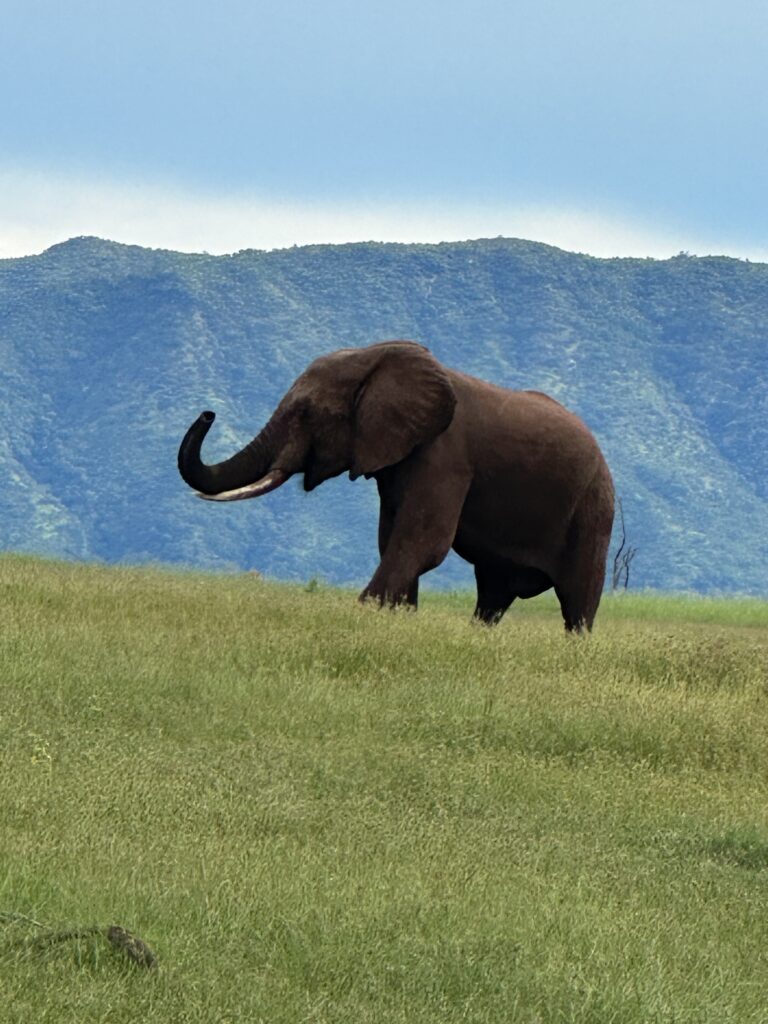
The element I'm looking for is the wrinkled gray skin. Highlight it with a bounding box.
[178,341,615,631]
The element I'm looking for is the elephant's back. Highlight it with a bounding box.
[448,372,611,568]
[449,372,604,466]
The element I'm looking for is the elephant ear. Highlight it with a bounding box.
[350,343,457,479]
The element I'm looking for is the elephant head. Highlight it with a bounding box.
[178,341,457,502]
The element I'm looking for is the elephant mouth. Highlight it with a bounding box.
[196,469,289,502]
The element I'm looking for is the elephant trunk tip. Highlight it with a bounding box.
[201,410,216,424]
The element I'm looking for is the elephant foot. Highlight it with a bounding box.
[554,582,601,634]
[472,606,507,626]
[359,577,419,609]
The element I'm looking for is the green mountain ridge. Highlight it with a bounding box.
[0,235,766,593]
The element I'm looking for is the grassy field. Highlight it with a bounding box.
[1,555,767,1023]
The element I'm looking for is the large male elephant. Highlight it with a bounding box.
[178,341,614,631]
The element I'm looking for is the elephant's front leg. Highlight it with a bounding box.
[360,470,469,608]
[374,504,419,608]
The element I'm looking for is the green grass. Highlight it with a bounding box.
[1,554,767,1023]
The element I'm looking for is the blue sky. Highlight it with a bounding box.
[2,0,767,258]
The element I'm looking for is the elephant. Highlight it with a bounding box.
[178,340,615,631]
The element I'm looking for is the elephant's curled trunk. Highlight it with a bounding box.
[177,411,287,501]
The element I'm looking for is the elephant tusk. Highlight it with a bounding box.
[196,470,288,502]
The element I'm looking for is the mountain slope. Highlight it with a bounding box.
[1,235,766,593]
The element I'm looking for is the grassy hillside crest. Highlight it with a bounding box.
[2,556,767,1022]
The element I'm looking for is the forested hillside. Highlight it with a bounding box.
[1,235,766,592]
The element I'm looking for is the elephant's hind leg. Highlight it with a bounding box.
[554,538,608,633]
[473,563,517,625]
[554,580,603,633]
[555,468,614,633]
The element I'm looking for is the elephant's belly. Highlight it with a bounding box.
[452,500,567,576]
[499,564,553,598]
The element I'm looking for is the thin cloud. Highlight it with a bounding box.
[1,168,765,263]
